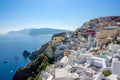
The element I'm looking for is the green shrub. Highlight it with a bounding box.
[102,70,111,77]
[41,60,49,71]
[35,77,42,80]
[116,40,120,44]
[105,40,111,46]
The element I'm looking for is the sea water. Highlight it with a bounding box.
[0,34,52,80]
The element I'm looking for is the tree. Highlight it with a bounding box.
[51,45,56,61]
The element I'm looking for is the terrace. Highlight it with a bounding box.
[87,65,102,75]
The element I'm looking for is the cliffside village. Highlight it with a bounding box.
[40,20,120,80]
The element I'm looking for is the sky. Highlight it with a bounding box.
[0,0,120,34]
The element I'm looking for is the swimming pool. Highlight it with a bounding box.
[100,55,107,58]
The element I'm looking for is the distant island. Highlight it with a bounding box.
[7,28,70,36]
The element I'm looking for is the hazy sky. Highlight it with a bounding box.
[0,0,120,33]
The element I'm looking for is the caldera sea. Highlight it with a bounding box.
[0,34,52,80]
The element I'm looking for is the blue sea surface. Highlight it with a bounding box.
[0,35,52,80]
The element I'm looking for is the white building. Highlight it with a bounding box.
[55,68,79,80]
[59,56,69,68]
[111,58,120,76]
[84,69,94,80]
[113,49,120,57]
[117,50,120,56]
[106,74,120,80]
[117,35,120,40]
[102,44,107,50]
[87,57,107,68]
[108,44,120,56]
[40,72,53,80]
[78,54,92,64]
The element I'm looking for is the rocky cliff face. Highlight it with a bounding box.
[74,16,120,36]
[13,42,49,80]
[13,67,32,80]
[81,16,120,30]
[38,42,49,54]
[52,32,66,39]
[13,32,66,80]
